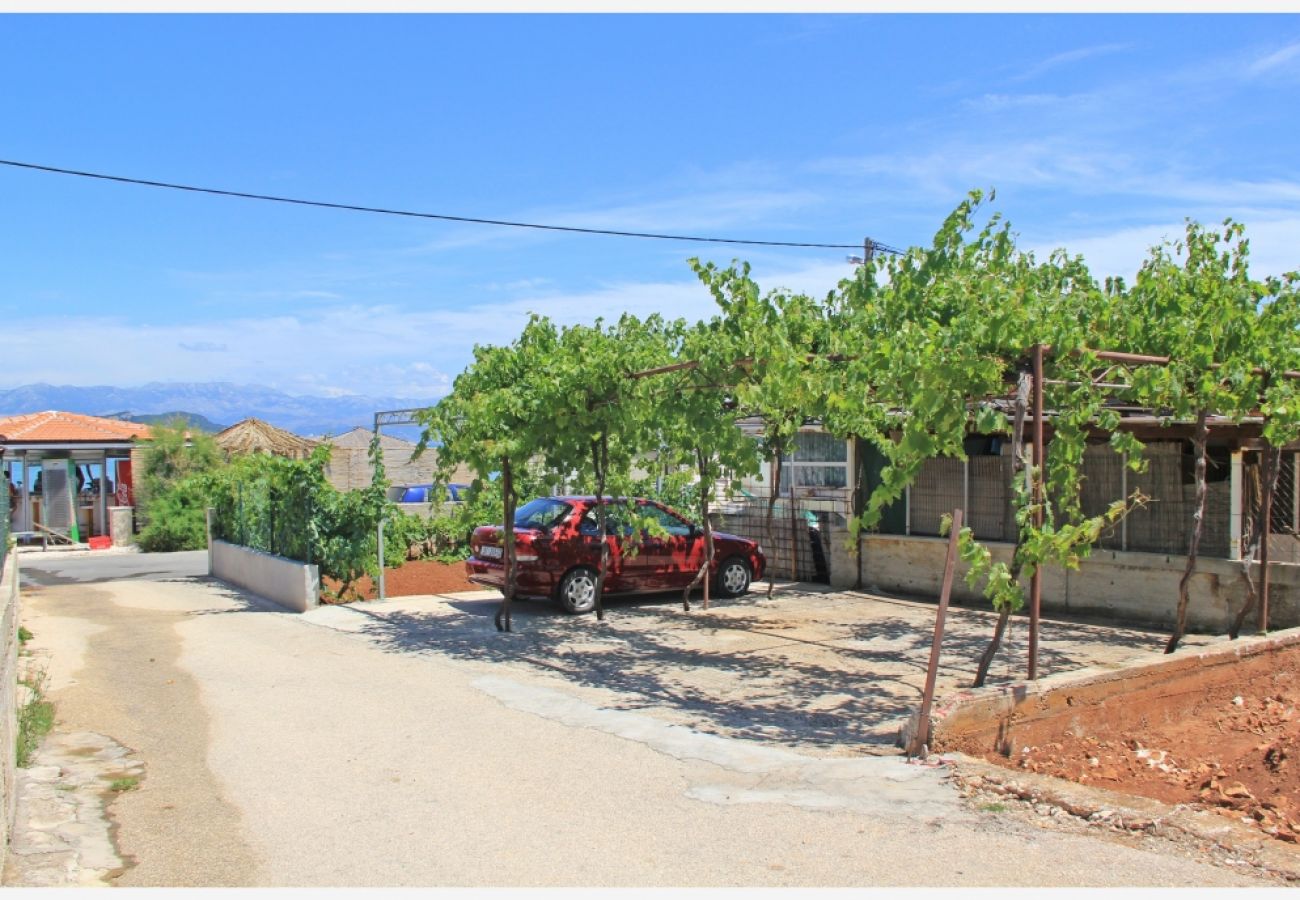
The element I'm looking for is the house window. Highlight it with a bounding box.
[778,431,849,495]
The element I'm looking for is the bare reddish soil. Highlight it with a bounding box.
[979,657,1300,844]
[321,559,480,602]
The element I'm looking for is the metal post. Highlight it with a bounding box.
[19,451,30,534]
[1293,452,1299,540]
[962,458,970,519]
[1229,450,1244,560]
[97,452,108,536]
[904,485,912,535]
[910,508,963,758]
[1029,344,1045,681]
[1261,447,1275,633]
[377,516,386,601]
[1120,452,1129,552]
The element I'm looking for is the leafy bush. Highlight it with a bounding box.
[385,509,467,566]
[136,419,221,538]
[137,475,212,551]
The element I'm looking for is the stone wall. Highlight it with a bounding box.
[0,551,20,871]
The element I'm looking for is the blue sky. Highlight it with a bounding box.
[2,13,1299,400]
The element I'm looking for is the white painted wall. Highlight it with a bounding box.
[209,540,320,614]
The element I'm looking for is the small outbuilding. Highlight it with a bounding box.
[0,410,153,544]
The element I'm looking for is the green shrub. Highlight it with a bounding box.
[16,669,53,768]
[137,476,211,552]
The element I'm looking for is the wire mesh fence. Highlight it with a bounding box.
[1240,449,1300,564]
[713,482,836,584]
[210,478,316,565]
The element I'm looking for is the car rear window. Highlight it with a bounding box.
[513,498,573,529]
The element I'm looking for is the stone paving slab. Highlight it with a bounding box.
[303,581,1216,756]
[3,731,143,887]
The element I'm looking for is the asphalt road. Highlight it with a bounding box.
[11,550,1273,887]
[19,549,207,586]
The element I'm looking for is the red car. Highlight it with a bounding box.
[466,496,766,614]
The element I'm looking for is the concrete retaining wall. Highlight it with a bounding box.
[0,552,20,872]
[827,530,1300,633]
[209,540,320,613]
[920,628,1300,756]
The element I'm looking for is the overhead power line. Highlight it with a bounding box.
[0,158,903,254]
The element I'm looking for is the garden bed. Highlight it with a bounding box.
[321,559,480,601]
[971,645,1300,845]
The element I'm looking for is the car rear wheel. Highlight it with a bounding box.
[557,567,599,614]
[716,557,751,598]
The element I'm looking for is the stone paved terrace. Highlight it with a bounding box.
[301,581,1218,756]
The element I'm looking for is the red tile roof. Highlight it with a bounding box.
[0,411,154,443]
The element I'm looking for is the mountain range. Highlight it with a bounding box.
[0,382,439,439]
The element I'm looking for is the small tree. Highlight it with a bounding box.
[649,317,762,610]
[693,259,830,597]
[136,418,222,551]
[543,314,670,620]
[1112,221,1269,652]
[420,316,560,632]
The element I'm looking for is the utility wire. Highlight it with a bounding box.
[0,158,903,253]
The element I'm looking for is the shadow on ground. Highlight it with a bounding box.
[310,585,1179,753]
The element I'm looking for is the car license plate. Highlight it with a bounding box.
[479,546,503,560]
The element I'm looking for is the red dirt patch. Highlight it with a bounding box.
[321,559,481,602]
[977,655,1300,845]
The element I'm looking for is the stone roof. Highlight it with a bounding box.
[0,411,153,444]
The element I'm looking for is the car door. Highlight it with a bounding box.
[635,501,701,591]
[576,502,632,593]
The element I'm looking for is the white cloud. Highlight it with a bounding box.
[2,257,852,398]
[1028,216,1300,281]
[1009,43,1131,84]
[1248,40,1300,76]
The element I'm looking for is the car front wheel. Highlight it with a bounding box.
[557,567,599,614]
[716,557,751,598]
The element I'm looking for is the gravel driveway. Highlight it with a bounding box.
[5,550,1258,887]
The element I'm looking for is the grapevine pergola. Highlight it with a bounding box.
[420,192,1300,684]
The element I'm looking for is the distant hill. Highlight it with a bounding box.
[103,410,228,433]
[0,382,440,438]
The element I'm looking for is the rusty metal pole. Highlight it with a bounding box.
[1029,344,1045,681]
[1261,447,1275,633]
[911,508,963,757]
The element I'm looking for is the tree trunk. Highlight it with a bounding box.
[683,448,715,611]
[1166,409,1209,654]
[973,372,1030,688]
[766,447,783,599]
[495,456,516,633]
[592,433,610,622]
[1231,447,1280,639]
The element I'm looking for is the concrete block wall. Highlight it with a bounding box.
[209,540,320,613]
[827,528,1300,634]
[0,552,20,872]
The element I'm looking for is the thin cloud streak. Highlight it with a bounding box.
[1009,43,1131,83]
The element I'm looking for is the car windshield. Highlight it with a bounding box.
[513,498,573,530]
